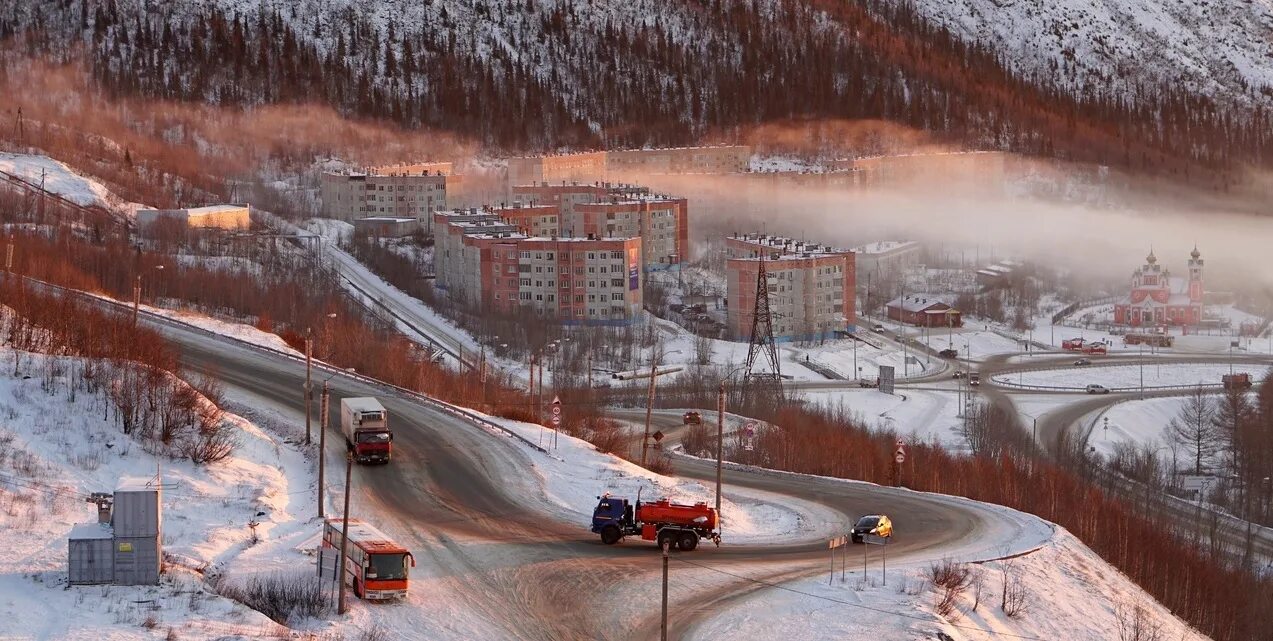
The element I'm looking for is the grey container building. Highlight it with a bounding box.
[67,523,114,585]
[110,476,163,585]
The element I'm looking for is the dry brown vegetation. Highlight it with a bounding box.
[0,54,475,209]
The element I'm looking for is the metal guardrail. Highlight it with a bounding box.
[992,377,1228,393]
[16,274,551,456]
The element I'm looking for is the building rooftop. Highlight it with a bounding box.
[731,233,850,256]
[69,522,114,541]
[186,204,248,216]
[887,294,952,313]
[850,240,920,254]
[357,216,417,223]
[116,475,159,493]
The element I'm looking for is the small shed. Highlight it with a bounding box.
[112,476,163,586]
[68,523,115,585]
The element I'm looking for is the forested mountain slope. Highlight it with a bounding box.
[3,0,1269,179]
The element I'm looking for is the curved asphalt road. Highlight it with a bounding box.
[154,314,1043,640]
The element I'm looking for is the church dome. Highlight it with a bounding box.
[1191,246,1201,259]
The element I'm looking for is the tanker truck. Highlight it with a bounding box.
[590,493,720,551]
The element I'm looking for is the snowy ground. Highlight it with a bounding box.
[993,363,1243,390]
[1091,396,1184,461]
[802,388,971,452]
[0,152,141,216]
[476,414,847,545]
[0,347,313,639]
[687,529,1208,641]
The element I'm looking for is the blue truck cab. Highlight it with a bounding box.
[591,495,634,544]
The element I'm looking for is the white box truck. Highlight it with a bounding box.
[340,397,393,464]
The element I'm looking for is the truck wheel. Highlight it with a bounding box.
[677,532,699,552]
[600,525,622,545]
[656,531,675,551]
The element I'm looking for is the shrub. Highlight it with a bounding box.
[215,572,327,624]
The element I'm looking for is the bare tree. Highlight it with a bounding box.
[1000,560,1029,618]
[1116,600,1164,641]
[1168,386,1219,475]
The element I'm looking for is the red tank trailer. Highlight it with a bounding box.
[591,495,721,551]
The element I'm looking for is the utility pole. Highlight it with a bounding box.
[318,379,329,519]
[4,236,12,274]
[337,450,353,615]
[660,538,670,641]
[641,358,657,467]
[527,353,536,419]
[305,328,313,445]
[132,273,142,327]
[716,380,725,521]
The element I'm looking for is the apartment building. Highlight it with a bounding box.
[573,196,687,271]
[511,183,686,271]
[850,240,922,289]
[507,152,608,187]
[487,204,562,237]
[433,210,644,325]
[320,164,450,221]
[725,233,856,342]
[607,146,751,175]
[506,146,751,186]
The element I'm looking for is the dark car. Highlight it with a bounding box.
[850,515,893,543]
[1074,358,1092,366]
[683,411,703,425]
[939,348,959,358]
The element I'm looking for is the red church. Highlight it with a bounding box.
[1113,248,1204,327]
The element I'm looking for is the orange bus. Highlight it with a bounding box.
[322,517,415,601]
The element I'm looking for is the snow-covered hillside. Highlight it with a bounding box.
[900,0,1273,107]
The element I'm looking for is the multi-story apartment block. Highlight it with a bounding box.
[573,196,687,271]
[320,163,450,221]
[849,240,922,289]
[432,211,644,325]
[487,204,562,237]
[725,233,856,342]
[507,152,608,187]
[506,146,751,186]
[510,183,686,271]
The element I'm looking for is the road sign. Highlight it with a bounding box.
[829,535,848,549]
[895,438,905,449]
[894,452,905,464]
[878,365,895,394]
[551,405,562,417]
[864,533,890,545]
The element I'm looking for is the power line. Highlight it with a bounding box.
[671,556,1049,641]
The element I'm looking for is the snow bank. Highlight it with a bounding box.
[687,527,1208,641]
[0,152,139,216]
[995,363,1239,390]
[0,347,313,638]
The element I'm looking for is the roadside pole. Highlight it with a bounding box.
[641,359,657,467]
[337,450,353,615]
[882,538,888,586]
[318,380,329,519]
[305,330,313,445]
[716,381,725,521]
[660,539,670,641]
